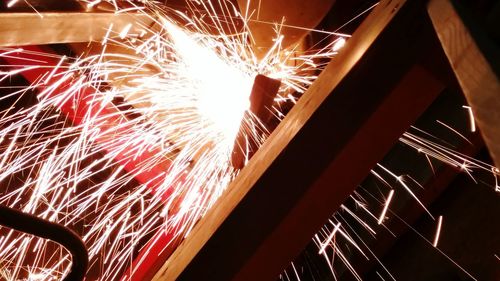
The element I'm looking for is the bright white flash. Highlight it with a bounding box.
[164,20,254,143]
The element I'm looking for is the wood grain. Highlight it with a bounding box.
[428,0,500,168]
[0,12,151,46]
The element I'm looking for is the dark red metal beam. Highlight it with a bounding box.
[1,46,183,281]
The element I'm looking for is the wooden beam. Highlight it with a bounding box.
[152,0,443,280]
[428,0,500,168]
[0,0,82,12]
[0,12,152,47]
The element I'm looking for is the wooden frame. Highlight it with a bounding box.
[153,0,446,280]
[4,0,497,280]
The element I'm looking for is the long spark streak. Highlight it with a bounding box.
[377,189,394,225]
[318,222,341,255]
[462,105,476,132]
[432,215,443,247]
[6,0,19,8]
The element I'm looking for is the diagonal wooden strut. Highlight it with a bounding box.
[153,0,445,280]
[428,0,500,169]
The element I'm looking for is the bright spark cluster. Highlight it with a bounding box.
[0,0,345,280]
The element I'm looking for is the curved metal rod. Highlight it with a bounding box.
[0,205,88,281]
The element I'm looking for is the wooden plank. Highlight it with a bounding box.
[0,0,82,12]
[428,0,500,168]
[0,12,152,47]
[152,0,443,280]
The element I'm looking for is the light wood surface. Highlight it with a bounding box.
[0,12,151,46]
[428,0,500,169]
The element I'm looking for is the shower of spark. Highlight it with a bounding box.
[0,0,347,280]
[1,1,497,281]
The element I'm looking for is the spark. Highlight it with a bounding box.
[6,0,19,8]
[401,130,491,173]
[119,23,133,39]
[436,120,472,145]
[432,215,443,247]
[462,105,476,132]
[247,19,352,38]
[376,271,387,281]
[493,167,500,192]
[377,164,434,219]
[291,262,301,281]
[332,38,346,52]
[377,189,394,225]
[318,222,341,255]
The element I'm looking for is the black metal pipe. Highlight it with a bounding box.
[0,205,88,281]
